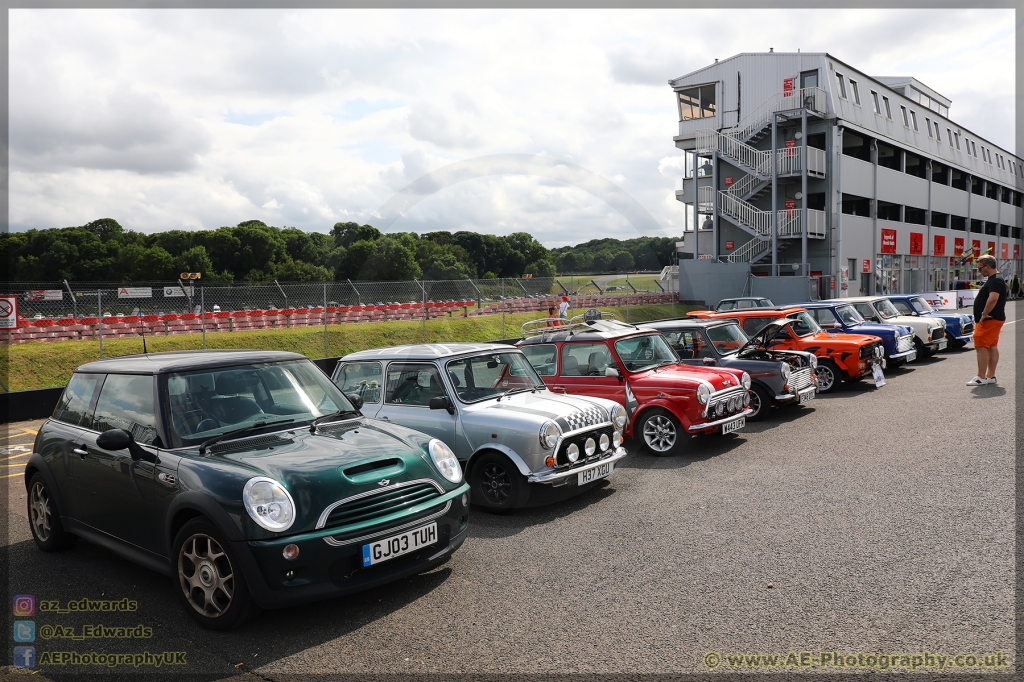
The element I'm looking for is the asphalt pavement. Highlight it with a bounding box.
[2,303,1017,678]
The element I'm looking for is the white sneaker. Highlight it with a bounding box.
[966,376,986,386]
[986,376,997,384]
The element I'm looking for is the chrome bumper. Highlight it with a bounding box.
[687,408,754,433]
[889,348,917,360]
[527,447,627,484]
[775,385,817,402]
[954,333,974,343]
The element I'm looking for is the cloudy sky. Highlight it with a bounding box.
[9,8,1015,247]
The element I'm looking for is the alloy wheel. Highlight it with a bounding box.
[817,365,836,392]
[480,463,512,505]
[30,482,52,543]
[178,534,235,618]
[643,415,677,452]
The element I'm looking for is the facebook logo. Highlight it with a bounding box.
[13,620,35,642]
[13,646,35,669]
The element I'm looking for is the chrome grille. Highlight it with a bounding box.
[317,480,443,531]
[930,327,944,341]
[704,387,747,419]
[896,335,915,353]
[789,368,814,391]
[555,426,615,467]
[962,321,974,335]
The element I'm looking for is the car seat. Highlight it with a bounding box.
[210,371,264,425]
[587,351,608,375]
[561,356,580,376]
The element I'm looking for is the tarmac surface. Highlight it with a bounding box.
[2,303,1018,679]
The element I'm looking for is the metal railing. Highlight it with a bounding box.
[726,238,769,263]
[695,129,772,176]
[776,209,827,238]
[722,86,829,142]
[724,173,766,199]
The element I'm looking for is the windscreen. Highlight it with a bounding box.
[613,334,678,372]
[874,299,901,319]
[835,305,865,326]
[706,324,748,355]
[165,360,353,448]
[910,297,935,313]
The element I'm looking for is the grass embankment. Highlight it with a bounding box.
[604,275,664,290]
[3,303,691,391]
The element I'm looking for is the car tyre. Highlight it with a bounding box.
[746,384,772,421]
[913,337,935,358]
[638,408,690,456]
[172,518,261,631]
[27,473,77,551]
[470,452,529,512]
[815,360,840,393]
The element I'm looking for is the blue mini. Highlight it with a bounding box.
[885,295,974,349]
[796,301,918,366]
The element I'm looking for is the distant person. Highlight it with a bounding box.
[545,306,559,328]
[1010,274,1021,300]
[702,216,713,232]
[966,255,1007,386]
[558,296,569,320]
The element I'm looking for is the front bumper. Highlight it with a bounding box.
[888,347,918,361]
[528,446,627,484]
[233,483,471,610]
[953,333,973,344]
[925,338,948,352]
[687,407,754,433]
[774,385,817,403]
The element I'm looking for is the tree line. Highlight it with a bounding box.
[3,218,678,283]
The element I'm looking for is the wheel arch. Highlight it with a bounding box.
[165,491,246,558]
[24,454,71,519]
[631,399,693,433]
[465,445,531,478]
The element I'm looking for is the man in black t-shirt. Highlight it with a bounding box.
[966,256,1007,386]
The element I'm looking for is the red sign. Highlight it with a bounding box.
[972,240,981,258]
[881,228,897,254]
[783,78,794,96]
[954,237,964,256]
[725,240,735,251]
[724,176,734,187]
[909,232,923,255]
[987,241,995,257]
[1001,243,1008,259]
[862,259,871,273]
[785,139,796,157]
[933,235,945,256]
[1015,244,1020,260]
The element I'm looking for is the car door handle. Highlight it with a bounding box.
[551,386,567,393]
[73,447,88,458]
[380,416,390,421]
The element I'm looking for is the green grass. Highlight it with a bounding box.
[604,275,664,290]
[2,303,691,391]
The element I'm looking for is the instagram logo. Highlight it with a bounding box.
[12,595,35,617]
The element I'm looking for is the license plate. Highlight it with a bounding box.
[721,416,745,435]
[578,462,613,486]
[872,363,886,387]
[906,350,917,362]
[362,522,437,567]
[799,391,814,404]
[936,339,947,350]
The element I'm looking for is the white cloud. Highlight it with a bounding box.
[9,8,1015,245]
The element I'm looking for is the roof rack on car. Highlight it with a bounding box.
[520,310,622,339]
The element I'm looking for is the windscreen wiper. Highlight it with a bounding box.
[198,418,295,454]
[496,386,532,401]
[309,409,361,432]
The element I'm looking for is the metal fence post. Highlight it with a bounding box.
[64,279,76,318]
[201,285,207,350]
[323,281,328,359]
[501,278,505,339]
[420,279,427,343]
[98,290,103,358]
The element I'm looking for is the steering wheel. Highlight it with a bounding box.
[587,367,602,376]
[195,418,220,433]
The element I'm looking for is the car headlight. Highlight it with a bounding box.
[740,372,751,390]
[428,439,463,483]
[539,420,560,450]
[584,438,597,457]
[611,403,628,430]
[808,354,817,369]
[697,383,711,405]
[599,433,610,451]
[242,477,296,532]
[566,443,580,462]
[780,363,791,380]
[612,431,622,448]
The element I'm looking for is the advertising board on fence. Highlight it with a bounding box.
[118,287,153,299]
[26,290,63,302]
[163,287,186,297]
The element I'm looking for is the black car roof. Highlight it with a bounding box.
[74,350,308,375]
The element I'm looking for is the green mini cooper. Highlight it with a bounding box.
[26,350,470,630]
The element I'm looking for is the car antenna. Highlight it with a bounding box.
[139,318,148,353]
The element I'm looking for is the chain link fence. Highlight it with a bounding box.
[1,277,679,361]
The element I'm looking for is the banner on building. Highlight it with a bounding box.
[954,237,964,256]
[862,259,870,273]
[972,240,981,259]
[909,232,923,255]
[933,235,945,256]
[1015,244,1020,260]
[880,229,897,254]
[1001,243,1008,259]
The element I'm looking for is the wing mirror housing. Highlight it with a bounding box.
[604,366,624,381]
[429,395,456,415]
[96,429,159,464]
[345,392,364,410]
[702,357,716,366]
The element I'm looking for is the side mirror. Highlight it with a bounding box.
[604,366,624,381]
[429,395,455,415]
[345,392,364,410]
[96,429,159,464]
[702,357,716,366]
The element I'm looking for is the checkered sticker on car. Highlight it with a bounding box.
[561,405,608,432]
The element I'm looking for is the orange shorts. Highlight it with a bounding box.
[974,319,1004,348]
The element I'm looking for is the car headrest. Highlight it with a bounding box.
[215,371,260,395]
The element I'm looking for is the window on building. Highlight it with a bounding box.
[871,91,881,114]
[953,132,960,150]
[836,73,847,99]
[882,96,892,119]
[849,80,860,104]
[938,104,948,117]
[677,84,717,121]
[947,129,953,146]
[933,121,940,138]
[909,110,918,131]
[925,117,932,137]
[900,106,909,127]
